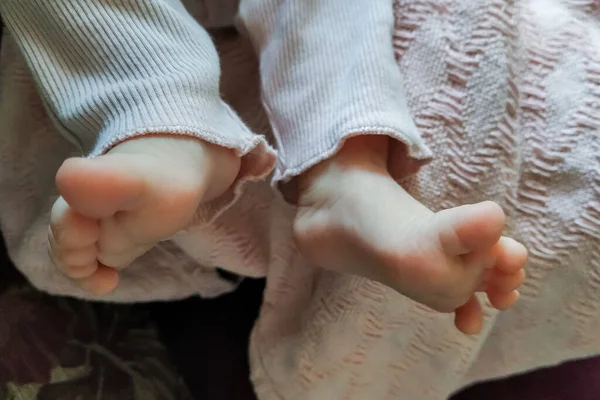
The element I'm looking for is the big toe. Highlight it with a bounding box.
[56,155,146,219]
[436,201,506,256]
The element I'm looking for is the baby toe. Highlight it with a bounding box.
[487,289,520,310]
[97,243,152,269]
[437,201,505,256]
[487,269,525,293]
[59,245,97,267]
[454,295,484,335]
[77,265,119,295]
[63,262,98,280]
[50,197,100,249]
[57,246,98,279]
[493,237,528,274]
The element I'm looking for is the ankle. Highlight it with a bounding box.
[201,141,242,201]
[295,135,390,202]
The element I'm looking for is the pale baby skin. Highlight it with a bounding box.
[49,135,526,334]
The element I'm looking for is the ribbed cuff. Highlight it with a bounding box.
[272,124,433,186]
[237,0,433,186]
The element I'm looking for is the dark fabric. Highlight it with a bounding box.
[0,233,598,400]
[454,358,600,400]
[150,280,262,400]
[0,237,193,400]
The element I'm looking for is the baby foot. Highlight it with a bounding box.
[48,136,241,295]
[294,136,527,334]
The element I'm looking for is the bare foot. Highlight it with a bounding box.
[294,136,527,334]
[48,136,241,295]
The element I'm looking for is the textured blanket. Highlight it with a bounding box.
[0,1,599,399]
